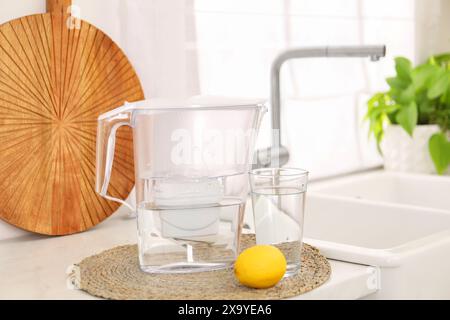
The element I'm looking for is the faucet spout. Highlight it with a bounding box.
[258,45,386,168]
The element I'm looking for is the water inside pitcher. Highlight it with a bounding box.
[96,97,266,273]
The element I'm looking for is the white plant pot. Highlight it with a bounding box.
[381,124,448,175]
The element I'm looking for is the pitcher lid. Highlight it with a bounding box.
[129,96,266,109]
[99,96,266,120]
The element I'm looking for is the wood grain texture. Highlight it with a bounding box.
[47,0,72,14]
[0,9,144,235]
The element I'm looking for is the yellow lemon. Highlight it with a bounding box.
[234,245,287,289]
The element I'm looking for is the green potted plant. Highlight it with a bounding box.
[366,53,450,175]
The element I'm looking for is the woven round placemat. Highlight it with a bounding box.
[71,234,331,300]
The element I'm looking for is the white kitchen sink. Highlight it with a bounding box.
[310,171,450,212]
[304,193,450,262]
[303,171,450,299]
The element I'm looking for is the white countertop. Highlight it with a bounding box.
[0,207,378,300]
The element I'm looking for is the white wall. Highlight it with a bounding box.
[0,0,449,239]
[191,0,447,178]
[415,0,450,63]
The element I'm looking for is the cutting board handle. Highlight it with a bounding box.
[47,0,72,14]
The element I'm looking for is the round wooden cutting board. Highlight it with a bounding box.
[0,0,143,235]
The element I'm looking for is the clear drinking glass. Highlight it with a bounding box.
[249,168,308,276]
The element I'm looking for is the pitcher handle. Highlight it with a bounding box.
[96,103,135,211]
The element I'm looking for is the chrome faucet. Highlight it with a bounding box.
[255,45,386,168]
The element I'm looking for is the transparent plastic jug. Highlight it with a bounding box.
[96,97,266,273]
